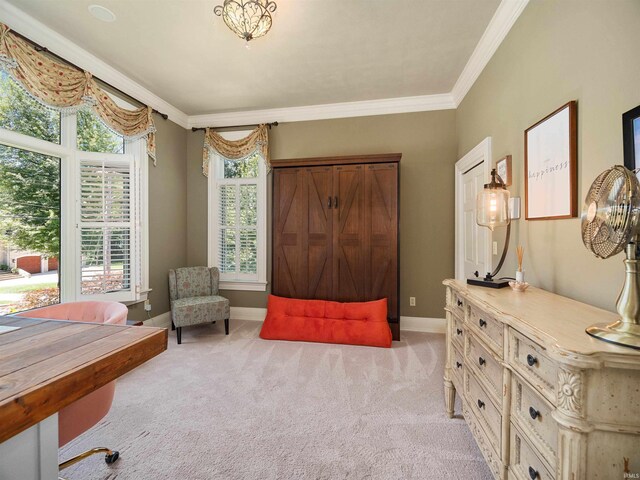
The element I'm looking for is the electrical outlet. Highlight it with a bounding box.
[492,241,498,255]
[144,299,151,312]
[409,297,416,307]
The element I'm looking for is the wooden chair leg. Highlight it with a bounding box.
[224,318,229,335]
[177,327,182,344]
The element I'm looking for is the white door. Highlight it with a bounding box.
[455,137,491,281]
[462,162,487,279]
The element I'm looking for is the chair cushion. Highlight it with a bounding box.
[259,295,392,348]
[175,266,211,299]
[171,295,230,327]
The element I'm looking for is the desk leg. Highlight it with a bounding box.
[0,414,58,480]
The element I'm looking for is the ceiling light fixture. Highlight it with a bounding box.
[88,4,116,22]
[214,0,277,44]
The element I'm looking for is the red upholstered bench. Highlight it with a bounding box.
[259,295,392,348]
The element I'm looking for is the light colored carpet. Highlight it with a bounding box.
[60,320,492,480]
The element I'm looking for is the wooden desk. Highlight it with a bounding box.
[0,316,167,479]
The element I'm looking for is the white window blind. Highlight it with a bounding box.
[78,151,137,301]
[218,183,258,277]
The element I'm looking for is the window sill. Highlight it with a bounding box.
[219,281,267,292]
[122,288,152,306]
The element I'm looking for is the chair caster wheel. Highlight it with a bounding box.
[105,451,119,464]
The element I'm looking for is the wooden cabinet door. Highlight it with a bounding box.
[306,167,333,299]
[273,168,306,298]
[332,165,366,302]
[364,163,399,321]
[273,167,333,299]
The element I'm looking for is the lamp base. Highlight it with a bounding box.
[586,321,640,350]
[467,278,510,289]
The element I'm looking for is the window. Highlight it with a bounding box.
[0,145,61,313]
[0,72,61,144]
[0,75,147,314]
[77,109,125,154]
[208,134,267,291]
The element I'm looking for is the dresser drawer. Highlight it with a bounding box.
[449,288,465,317]
[464,370,502,452]
[465,333,503,405]
[509,425,556,480]
[511,374,558,470]
[451,344,465,387]
[468,304,504,358]
[462,401,504,480]
[508,329,557,404]
[452,313,465,350]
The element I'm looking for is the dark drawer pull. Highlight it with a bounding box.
[526,354,538,366]
[478,357,486,366]
[477,399,485,409]
[479,318,487,328]
[456,328,463,335]
[456,361,462,369]
[334,196,338,208]
[528,466,538,479]
[457,299,463,307]
[529,406,540,420]
[327,196,332,208]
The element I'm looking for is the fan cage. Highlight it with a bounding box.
[581,166,640,259]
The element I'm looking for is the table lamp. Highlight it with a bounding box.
[467,168,511,288]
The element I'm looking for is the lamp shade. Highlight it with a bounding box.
[476,169,510,231]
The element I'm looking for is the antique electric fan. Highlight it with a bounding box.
[582,165,640,349]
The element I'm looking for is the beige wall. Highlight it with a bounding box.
[456,0,640,311]
[128,116,188,321]
[186,111,458,318]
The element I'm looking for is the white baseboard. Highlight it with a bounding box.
[144,311,171,328]
[231,306,267,322]
[400,316,446,334]
[226,307,445,334]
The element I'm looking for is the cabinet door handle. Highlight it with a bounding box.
[477,399,485,409]
[529,406,540,420]
[456,328,462,335]
[456,362,462,369]
[334,196,338,208]
[457,299,463,307]
[479,318,487,328]
[327,196,332,208]
[526,354,538,367]
[478,357,486,366]
[528,466,538,479]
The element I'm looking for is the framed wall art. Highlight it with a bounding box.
[623,104,640,171]
[496,155,512,186]
[524,101,577,220]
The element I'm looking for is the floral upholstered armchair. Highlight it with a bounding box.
[168,266,230,344]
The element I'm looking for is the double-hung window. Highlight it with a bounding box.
[0,72,147,313]
[208,132,267,291]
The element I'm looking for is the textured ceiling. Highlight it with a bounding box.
[7,0,501,115]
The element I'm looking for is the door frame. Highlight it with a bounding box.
[455,137,492,281]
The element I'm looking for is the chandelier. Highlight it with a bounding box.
[214,0,278,43]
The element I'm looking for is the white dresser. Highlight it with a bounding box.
[443,279,640,480]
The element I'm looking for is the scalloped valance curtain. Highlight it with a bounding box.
[202,124,270,177]
[0,23,157,162]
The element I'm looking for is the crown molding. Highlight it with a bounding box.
[188,93,456,128]
[0,0,190,128]
[451,0,529,106]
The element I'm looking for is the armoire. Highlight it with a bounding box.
[272,153,401,340]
